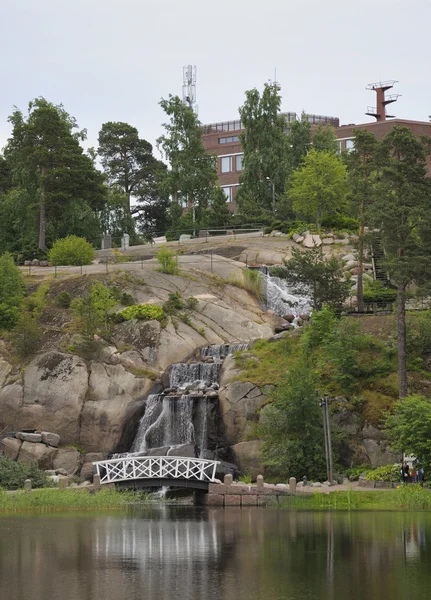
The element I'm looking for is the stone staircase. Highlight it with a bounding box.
[371,234,390,284]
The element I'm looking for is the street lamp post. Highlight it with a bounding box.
[320,396,334,484]
[266,177,276,215]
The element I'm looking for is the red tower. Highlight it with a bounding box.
[365,81,401,122]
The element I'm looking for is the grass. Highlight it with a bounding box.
[0,488,147,513]
[234,337,299,388]
[125,366,159,380]
[227,268,263,299]
[282,485,431,511]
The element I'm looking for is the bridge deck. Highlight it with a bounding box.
[93,455,220,488]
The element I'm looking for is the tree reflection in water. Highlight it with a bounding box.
[0,508,430,600]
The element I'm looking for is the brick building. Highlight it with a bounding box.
[201,82,431,212]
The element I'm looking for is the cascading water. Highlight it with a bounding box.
[259,266,311,317]
[200,343,250,360]
[129,344,244,460]
[169,362,221,389]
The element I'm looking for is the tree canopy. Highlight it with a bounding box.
[157,95,217,226]
[289,149,347,226]
[369,127,431,397]
[385,395,431,472]
[4,98,106,250]
[237,83,289,215]
[271,247,349,312]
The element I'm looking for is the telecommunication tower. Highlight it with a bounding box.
[182,65,197,113]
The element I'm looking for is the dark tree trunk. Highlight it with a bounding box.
[38,167,47,250]
[397,282,408,399]
[356,199,365,313]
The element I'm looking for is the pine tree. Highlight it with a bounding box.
[5,98,106,250]
[346,130,379,312]
[208,187,231,227]
[370,127,431,398]
[98,121,163,218]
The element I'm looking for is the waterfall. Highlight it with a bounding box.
[131,394,163,452]
[169,362,221,389]
[128,342,251,461]
[132,395,195,453]
[260,267,311,317]
[200,343,250,359]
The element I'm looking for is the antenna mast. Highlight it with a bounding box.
[182,65,197,114]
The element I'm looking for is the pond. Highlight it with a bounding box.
[1,507,431,600]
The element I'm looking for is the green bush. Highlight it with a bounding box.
[407,311,431,358]
[54,291,72,308]
[320,214,359,231]
[0,457,50,490]
[0,303,20,330]
[0,252,26,330]
[120,292,135,306]
[71,282,116,343]
[156,246,179,275]
[365,464,400,482]
[12,312,42,357]
[48,236,95,266]
[163,291,185,315]
[363,280,397,303]
[117,303,165,322]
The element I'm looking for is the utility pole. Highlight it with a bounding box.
[320,396,333,484]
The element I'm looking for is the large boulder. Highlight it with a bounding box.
[112,319,161,364]
[53,447,81,476]
[231,440,264,481]
[303,234,322,248]
[79,462,96,481]
[167,444,196,457]
[1,438,22,460]
[16,432,42,443]
[18,441,57,470]
[362,439,400,468]
[41,432,60,447]
[218,356,268,445]
[1,352,88,445]
[0,358,12,388]
[79,362,153,452]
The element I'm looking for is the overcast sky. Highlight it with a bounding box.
[1,0,430,158]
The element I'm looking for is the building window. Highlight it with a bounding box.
[218,136,240,144]
[221,156,232,173]
[221,186,233,203]
[236,154,243,172]
[345,138,355,151]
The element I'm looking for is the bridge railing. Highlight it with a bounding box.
[93,455,220,485]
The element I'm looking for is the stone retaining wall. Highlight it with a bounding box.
[197,477,295,507]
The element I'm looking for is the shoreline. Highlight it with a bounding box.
[1,486,431,515]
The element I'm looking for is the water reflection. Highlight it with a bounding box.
[0,508,431,600]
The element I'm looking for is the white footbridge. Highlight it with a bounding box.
[93,455,220,490]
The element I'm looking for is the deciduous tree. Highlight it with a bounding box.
[289,149,347,226]
[385,395,431,471]
[157,95,217,224]
[237,83,289,215]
